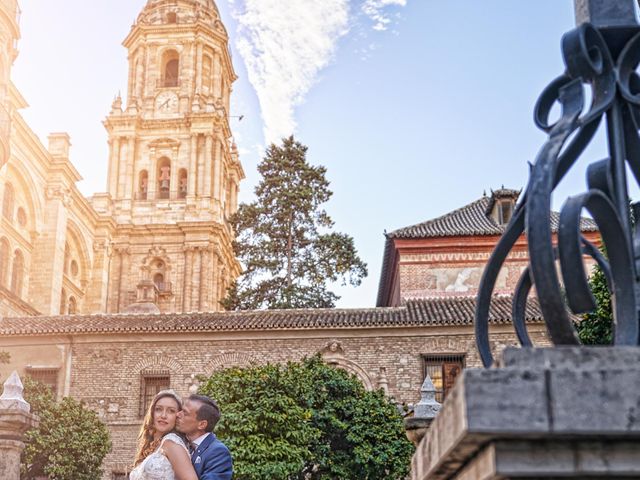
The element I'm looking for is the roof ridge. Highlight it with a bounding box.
[388,196,490,238]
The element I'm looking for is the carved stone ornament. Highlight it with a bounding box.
[45,185,72,206]
[0,371,30,412]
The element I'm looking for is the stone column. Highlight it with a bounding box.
[196,42,203,94]
[108,137,121,197]
[148,147,157,200]
[188,134,198,200]
[213,140,222,209]
[124,136,136,200]
[117,137,129,199]
[169,145,179,200]
[190,247,203,311]
[182,247,194,312]
[204,134,213,198]
[210,249,219,310]
[213,51,222,99]
[0,372,39,480]
[28,186,69,315]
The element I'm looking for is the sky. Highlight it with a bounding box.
[10,0,625,308]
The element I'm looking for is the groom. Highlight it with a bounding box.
[177,394,233,480]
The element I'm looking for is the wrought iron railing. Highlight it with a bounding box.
[475,1,640,367]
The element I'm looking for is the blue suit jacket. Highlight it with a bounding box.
[191,433,233,480]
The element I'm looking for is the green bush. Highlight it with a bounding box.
[21,377,112,480]
[199,356,413,479]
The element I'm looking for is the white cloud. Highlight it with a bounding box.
[361,0,407,31]
[228,0,408,144]
[230,0,350,143]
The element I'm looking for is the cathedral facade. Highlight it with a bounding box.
[0,0,242,319]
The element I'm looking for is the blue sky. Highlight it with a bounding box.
[11,1,620,307]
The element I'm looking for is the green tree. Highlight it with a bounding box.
[199,356,413,480]
[223,136,367,310]
[576,258,612,345]
[21,377,112,480]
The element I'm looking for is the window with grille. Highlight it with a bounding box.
[140,373,170,417]
[26,367,59,396]
[422,354,465,403]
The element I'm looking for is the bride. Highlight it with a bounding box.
[130,390,198,480]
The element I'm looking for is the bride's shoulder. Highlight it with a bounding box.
[160,433,187,450]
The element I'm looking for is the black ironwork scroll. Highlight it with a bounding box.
[475,11,640,367]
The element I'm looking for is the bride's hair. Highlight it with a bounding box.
[134,389,183,466]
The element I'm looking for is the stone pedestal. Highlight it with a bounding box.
[411,347,640,479]
[0,372,39,480]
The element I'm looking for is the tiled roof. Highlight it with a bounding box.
[0,296,543,336]
[376,188,600,306]
[388,190,598,239]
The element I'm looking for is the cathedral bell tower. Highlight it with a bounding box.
[96,0,244,314]
[0,0,20,170]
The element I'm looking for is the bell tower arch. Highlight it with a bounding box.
[97,0,244,314]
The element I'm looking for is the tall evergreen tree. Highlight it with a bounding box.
[223,136,367,310]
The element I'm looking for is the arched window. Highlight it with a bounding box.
[2,183,15,221]
[153,272,164,291]
[10,249,24,297]
[68,296,77,315]
[0,237,9,287]
[157,158,171,199]
[60,288,67,314]
[16,207,27,227]
[139,170,149,200]
[162,50,179,87]
[178,169,188,199]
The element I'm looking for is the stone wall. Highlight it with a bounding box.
[0,324,550,478]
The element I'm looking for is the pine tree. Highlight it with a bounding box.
[223,136,367,310]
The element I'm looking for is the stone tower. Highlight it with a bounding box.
[94,0,244,313]
[0,0,20,170]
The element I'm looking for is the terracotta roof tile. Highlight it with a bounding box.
[0,296,543,336]
[388,190,598,239]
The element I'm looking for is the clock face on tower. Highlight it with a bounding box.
[155,92,179,114]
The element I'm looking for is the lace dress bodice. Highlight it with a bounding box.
[130,433,188,480]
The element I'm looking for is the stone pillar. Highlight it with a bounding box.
[124,136,136,200]
[182,247,194,312]
[108,137,121,197]
[0,372,39,480]
[204,134,213,198]
[213,140,222,210]
[188,134,198,200]
[404,374,441,447]
[148,147,157,200]
[196,42,203,94]
[28,186,69,315]
[411,347,640,480]
[169,145,179,200]
[213,52,222,99]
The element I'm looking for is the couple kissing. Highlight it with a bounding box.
[130,390,232,480]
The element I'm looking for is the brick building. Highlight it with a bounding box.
[0,297,550,477]
[377,188,600,306]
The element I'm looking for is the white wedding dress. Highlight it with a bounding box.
[130,433,188,480]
